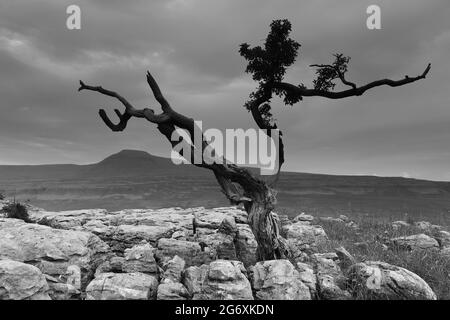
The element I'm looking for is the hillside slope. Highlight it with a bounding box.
[1,149,449,218]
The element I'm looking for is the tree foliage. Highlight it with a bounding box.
[239,19,303,123]
[312,53,352,91]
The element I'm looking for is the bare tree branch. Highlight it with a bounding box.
[274,63,431,99]
[79,80,134,110]
[78,80,170,131]
[79,73,268,203]
[146,71,172,113]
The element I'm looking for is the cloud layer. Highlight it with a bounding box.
[0,0,449,180]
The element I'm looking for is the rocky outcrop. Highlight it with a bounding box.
[0,218,110,288]
[86,272,158,300]
[347,261,437,300]
[1,205,443,301]
[0,259,50,300]
[31,207,257,269]
[250,260,311,300]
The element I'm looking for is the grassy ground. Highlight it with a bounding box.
[308,214,450,299]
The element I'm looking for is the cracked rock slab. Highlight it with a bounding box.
[86,272,158,300]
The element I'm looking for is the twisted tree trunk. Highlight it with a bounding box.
[245,191,289,260]
[79,72,289,261]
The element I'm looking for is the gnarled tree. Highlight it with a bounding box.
[79,19,430,261]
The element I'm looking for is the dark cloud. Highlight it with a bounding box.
[0,0,449,181]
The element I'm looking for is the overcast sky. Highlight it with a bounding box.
[0,0,449,181]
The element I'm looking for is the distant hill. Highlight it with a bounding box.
[0,150,206,180]
[1,149,449,219]
[82,149,207,178]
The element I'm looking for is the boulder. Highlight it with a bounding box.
[66,265,81,291]
[250,260,311,300]
[0,259,50,300]
[45,274,80,300]
[283,221,328,256]
[414,221,442,233]
[347,261,437,300]
[218,216,238,236]
[94,256,125,276]
[0,218,110,288]
[390,234,440,251]
[434,230,450,248]
[292,213,314,223]
[184,260,253,300]
[312,253,351,300]
[122,242,158,276]
[86,272,158,300]
[183,265,210,297]
[157,282,189,300]
[161,255,185,283]
[197,232,237,261]
[392,220,410,230]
